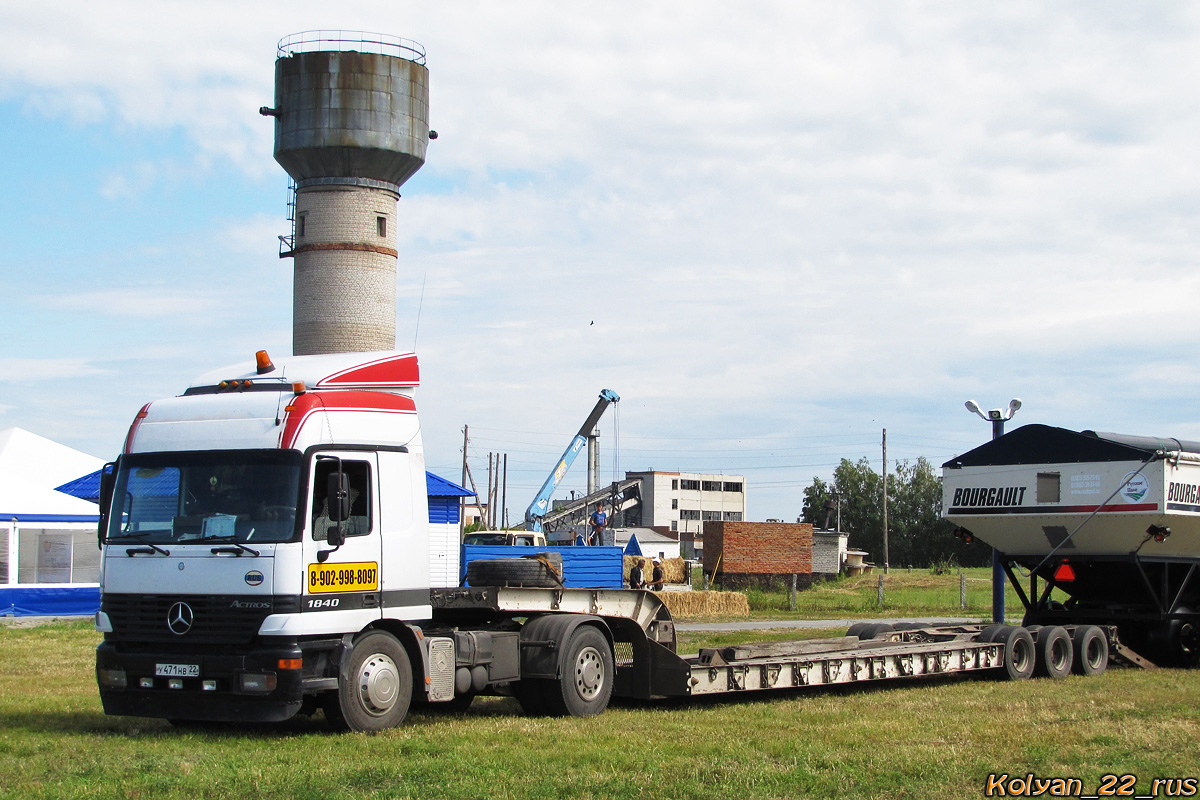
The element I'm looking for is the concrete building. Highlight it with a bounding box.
[623,470,747,534]
[812,529,850,579]
[620,471,746,558]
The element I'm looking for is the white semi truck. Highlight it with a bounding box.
[96,351,1120,732]
[943,423,1200,667]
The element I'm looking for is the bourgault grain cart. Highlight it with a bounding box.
[943,424,1200,667]
[96,352,1112,733]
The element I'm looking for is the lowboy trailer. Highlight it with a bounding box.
[95,352,1122,734]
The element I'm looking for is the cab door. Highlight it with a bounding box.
[303,452,383,625]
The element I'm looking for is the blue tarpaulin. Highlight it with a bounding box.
[461,545,624,589]
[0,586,100,617]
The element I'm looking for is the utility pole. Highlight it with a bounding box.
[502,454,508,530]
[460,426,469,538]
[882,428,889,574]
[487,453,495,529]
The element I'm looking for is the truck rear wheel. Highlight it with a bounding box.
[1072,625,1109,676]
[543,625,613,717]
[324,630,412,733]
[1032,626,1073,679]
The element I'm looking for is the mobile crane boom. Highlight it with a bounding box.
[524,389,619,531]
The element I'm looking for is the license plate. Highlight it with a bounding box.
[155,663,200,677]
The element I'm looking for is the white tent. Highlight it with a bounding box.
[0,427,104,519]
[0,428,105,615]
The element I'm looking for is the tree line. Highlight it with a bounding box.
[800,456,989,569]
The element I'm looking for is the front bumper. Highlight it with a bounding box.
[96,640,307,723]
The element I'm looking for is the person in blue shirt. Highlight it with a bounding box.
[588,503,608,546]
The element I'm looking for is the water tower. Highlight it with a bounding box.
[263,31,431,355]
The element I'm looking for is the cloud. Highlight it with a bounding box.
[0,358,108,382]
[6,1,1200,517]
[34,288,226,318]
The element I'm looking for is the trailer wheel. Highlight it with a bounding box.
[978,624,1007,643]
[1146,607,1200,667]
[466,558,560,588]
[1033,626,1073,679]
[543,625,613,718]
[324,630,412,733]
[994,626,1035,681]
[1072,625,1109,676]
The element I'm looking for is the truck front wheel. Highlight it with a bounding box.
[324,631,413,732]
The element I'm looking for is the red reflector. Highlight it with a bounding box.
[277,658,303,670]
[1054,562,1076,582]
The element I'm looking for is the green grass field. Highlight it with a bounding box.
[730,567,1031,620]
[2,619,1197,799]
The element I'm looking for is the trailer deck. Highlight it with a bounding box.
[429,587,1111,702]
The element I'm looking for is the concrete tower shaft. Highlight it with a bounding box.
[270,32,430,356]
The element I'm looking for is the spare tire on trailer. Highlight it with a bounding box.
[891,622,928,631]
[466,555,563,588]
[1072,625,1109,676]
[846,623,872,639]
[847,623,893,640]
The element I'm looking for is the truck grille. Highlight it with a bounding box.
[102,594,288,645]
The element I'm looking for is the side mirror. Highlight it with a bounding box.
[327,472,350,522]
[97,462,116,546]
[326,526,344,547]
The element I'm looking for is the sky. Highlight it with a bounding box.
[4,1,1200,523]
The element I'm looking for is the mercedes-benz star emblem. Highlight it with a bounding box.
[167,602,194,635]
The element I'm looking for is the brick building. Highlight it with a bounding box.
[702,521,813,590]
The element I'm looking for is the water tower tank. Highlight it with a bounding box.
[268,31,430,355]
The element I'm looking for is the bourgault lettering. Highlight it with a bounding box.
[952,486,1026,507]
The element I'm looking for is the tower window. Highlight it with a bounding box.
[297,216,306,237]
[377,216,387,237]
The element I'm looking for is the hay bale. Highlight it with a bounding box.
[653,590,749,619]
[623,555,688,585]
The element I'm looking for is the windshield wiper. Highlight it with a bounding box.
[109,531,170,556]
[205,537,261,557]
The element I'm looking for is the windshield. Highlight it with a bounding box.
[463,533,509,545]
[105,450,304,545]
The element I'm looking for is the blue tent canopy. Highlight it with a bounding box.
[57,466,473,503]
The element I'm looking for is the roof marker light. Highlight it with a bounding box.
[256,350,276,375]
[292,381,307,395]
